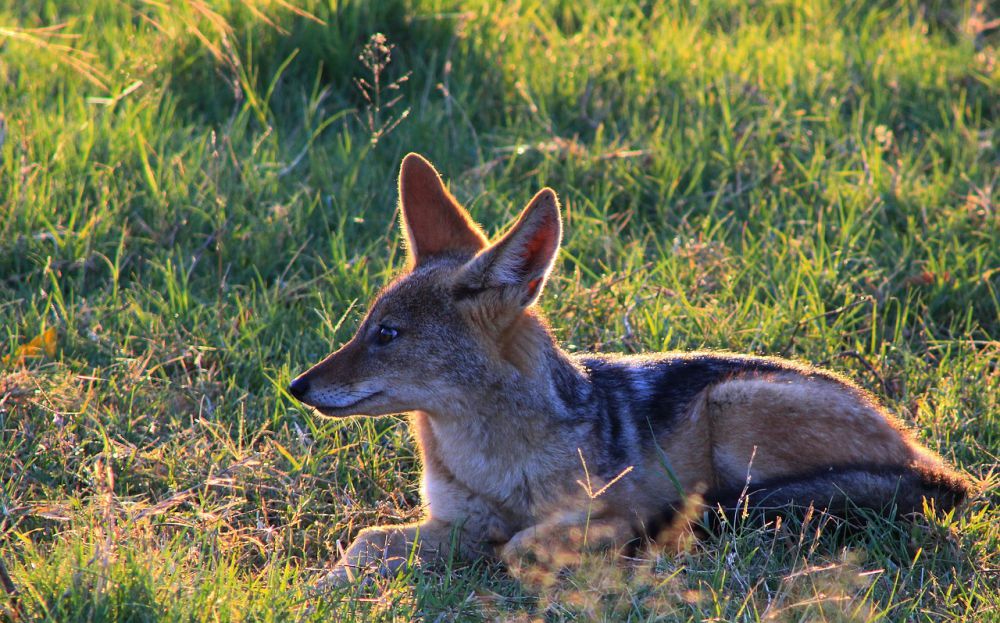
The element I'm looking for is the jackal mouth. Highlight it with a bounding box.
[311,391,383,416]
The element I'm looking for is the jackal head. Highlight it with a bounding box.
[289,153,561,417]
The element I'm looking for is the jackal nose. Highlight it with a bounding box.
[289,376,310,401]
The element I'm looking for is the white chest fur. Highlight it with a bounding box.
[412,411,574,523]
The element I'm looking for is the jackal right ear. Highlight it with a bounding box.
[455,188,562,308]
[399,153,488,267]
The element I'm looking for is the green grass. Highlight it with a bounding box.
[1,0,997,620]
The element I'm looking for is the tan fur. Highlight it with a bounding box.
[290,154,973,587]
[707,373,915,483]
[651,393,716,497]
[497,311,552,373]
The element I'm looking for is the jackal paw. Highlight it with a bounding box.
[313,555,411,592]
[313,564,361,591]
[501,523,590,568]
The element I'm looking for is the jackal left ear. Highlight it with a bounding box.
[399,153,488,267]
[455,188,561,308]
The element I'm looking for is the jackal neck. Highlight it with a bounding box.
[432,312,589,426]
[496,310,558,375]
[415,331,589,515]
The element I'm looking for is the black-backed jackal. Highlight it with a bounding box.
[290,154,972,585]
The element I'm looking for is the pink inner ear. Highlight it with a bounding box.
[526,277,542,299]
[518,213,557,268]
[521,229,547,259]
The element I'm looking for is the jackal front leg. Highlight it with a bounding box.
[317,518,461,588]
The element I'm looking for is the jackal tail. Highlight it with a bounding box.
[707,460,973,519]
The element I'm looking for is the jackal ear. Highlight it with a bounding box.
[399,153,488,266]
[455,188,561,308]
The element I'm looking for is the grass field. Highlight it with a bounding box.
[1,0,998,620]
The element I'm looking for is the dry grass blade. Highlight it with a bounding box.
[272,0,326,25]
[0,556,24,619]
[182,0,237,67]
[0,25,109,90]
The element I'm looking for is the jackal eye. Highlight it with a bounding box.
[375,325,398,345]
